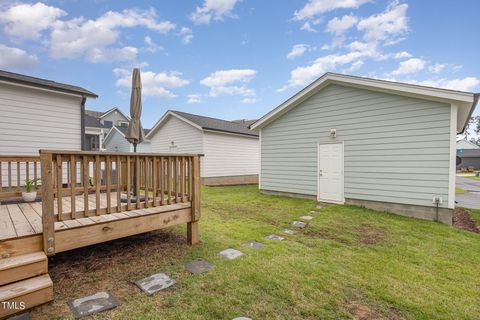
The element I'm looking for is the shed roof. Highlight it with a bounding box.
[0,69,97,98]
[147,110,258,138]
[251,72,478,133]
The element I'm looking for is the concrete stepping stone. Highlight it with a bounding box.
[184,259,215,274]
[282,228,298,235]
[310,210,321,214]
[291,221,307,228]
[218,248,244,260]
[300,215,313,220]
[135,273,175,295]
[68,291,119,319]
[7,312,30,320]
[233,317,252,320]
[265,234,284,241]
[243,240,264,249]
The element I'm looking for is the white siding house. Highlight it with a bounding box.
[251,73,479,224]
[0,70,97,155]
[103,126,151,152]
[147,111,259,185]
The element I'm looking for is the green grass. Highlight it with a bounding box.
[466,208,480,225]
[43,186,480,320]
[456,186,469,194]
[465,175,480,180]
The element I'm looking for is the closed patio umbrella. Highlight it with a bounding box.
[126,68,145,149]
[125,68,145,199]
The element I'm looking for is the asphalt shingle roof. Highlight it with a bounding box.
[171,110,258,137]
[0,69,97,98]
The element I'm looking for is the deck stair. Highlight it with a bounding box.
[0,252,53,319]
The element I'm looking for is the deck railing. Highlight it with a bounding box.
[40,150,201,256]
[0,156,41,199]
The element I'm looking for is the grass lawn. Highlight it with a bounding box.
[35,185,480,320]
[465,175,480,180]
[456,186,469,194]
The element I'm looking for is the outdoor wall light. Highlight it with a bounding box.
[330,128,337,138]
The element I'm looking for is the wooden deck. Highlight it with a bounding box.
[0,151,202,318]
[0,192,190,241]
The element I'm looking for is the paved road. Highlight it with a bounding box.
[456,176,480,209]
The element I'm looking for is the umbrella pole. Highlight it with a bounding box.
[133,142,137,197]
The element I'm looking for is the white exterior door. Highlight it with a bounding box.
[318,143,344,203]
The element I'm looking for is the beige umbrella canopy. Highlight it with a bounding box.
[126,68,145,150]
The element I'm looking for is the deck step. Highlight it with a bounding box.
[0,252,47,286]
[0,274,53,319]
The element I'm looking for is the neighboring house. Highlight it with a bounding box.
[104,126,151,152]
[456,149,480,170]
[84,107,130,151]
[251,72,479,224]
[146,110,259,185]
[456,139,479,149]
[0,69,97,155]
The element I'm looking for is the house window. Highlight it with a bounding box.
[104,120,113,128]
[85,134,100,151]
[118,121,129,127]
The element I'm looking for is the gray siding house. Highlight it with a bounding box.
[251,73,479,224]
[103,126,151,152]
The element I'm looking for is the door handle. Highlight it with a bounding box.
[319,170,323,176]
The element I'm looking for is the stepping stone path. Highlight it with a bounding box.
[291,221,307,228]
[184,259,215,274]
[218,248,244,260]
[310,210,321,214]
[265,234,284,241]
[243,240,265,249]
[68,291,119,319]
[299,215,313,220]
[135,273,175,295]
[282,228,298,235]
[233,318,252,320]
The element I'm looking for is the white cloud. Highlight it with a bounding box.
[190,0,240,24]
[407,77,480,92]
[187,94,203,103]
[278,51,367,91]
[294,0,371,21]
[345,60,364,72]
[49,8,175,60]
[392,58,426,75]
[394,51,412,59]
[86,46,138,63]
[357,1,409,44]
[429,63,446,74]
[326,14,358,35]
[114,69,189,98]
[0,2,66,41]
[179,27,193,44]
[200,69,256,97]
[287,44,309,59]
[0,44,37,69]
[242,97,257,104]
[144,36,163,53]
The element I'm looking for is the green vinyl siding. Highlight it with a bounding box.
[261,84,451,208]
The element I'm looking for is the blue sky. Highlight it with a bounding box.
[0,0,479,129]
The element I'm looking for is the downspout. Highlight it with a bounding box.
[80,96,86,151]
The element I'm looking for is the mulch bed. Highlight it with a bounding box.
[453,208,480,233]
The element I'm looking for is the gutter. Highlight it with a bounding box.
[80,96,87,150]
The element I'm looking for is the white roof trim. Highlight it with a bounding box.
[100,107,130,121]
[103,126,125,144]
[251,72,476,133]
[145,111,203,139]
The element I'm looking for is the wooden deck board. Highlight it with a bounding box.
[0,205,16,240]
[6,204,35,237]
[0,192,191,242]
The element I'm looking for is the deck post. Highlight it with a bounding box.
[187,155,201,245]
[40,150,55,256]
